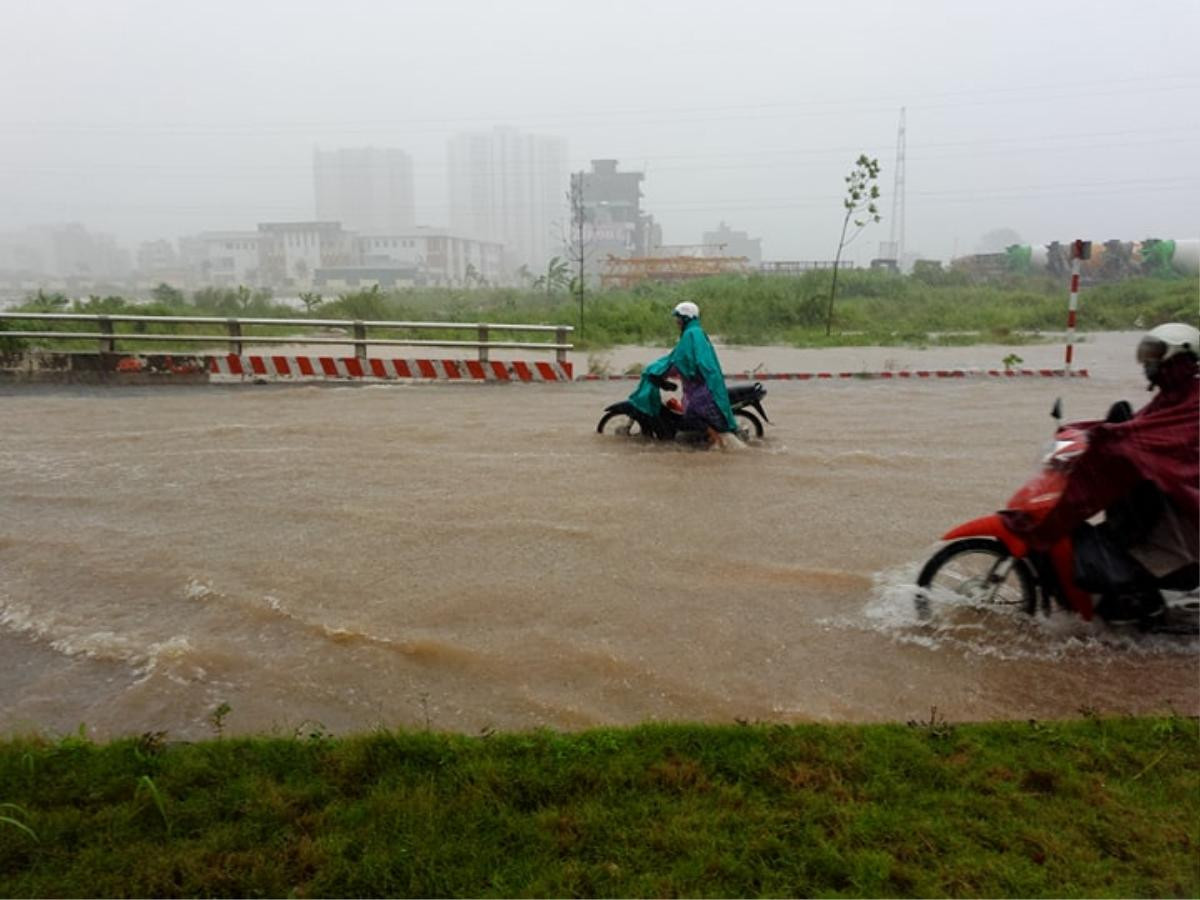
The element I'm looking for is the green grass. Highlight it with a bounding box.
[1,715,1196,897]
[4,272,1197,354]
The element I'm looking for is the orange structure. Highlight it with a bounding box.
[600,254,750,289]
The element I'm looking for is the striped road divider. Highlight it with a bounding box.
[577,368,1090,381]
[208,354,574,382]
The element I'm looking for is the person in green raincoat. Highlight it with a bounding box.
[628,301,737,443]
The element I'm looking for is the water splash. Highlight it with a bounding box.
[819,564,1199,661]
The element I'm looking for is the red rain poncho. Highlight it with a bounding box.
[1021,356,1199,551]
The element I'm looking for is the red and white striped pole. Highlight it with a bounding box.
[1064,240,1091,374]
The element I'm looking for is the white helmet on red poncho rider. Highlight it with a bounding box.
[1137,322,1199,386]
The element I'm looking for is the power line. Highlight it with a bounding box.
[2,75,1195,135]
[2,131,1195,179]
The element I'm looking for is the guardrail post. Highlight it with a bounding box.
[353,320,367,359]
[227,318,242,355]
[478,324,489,362]
[98,316,115,353]
[555,327,568,364]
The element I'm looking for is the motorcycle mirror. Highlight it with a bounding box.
[1051,398,1062,421]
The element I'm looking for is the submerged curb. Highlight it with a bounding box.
[1,351,1090,384]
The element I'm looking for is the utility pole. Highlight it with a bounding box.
[888,107,907,269]
[570,171,586,338]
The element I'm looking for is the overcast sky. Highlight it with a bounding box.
[1,0,1197,264]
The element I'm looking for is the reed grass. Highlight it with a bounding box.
[4,273,1196,354]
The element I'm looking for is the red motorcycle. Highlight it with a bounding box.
[915,400,1198,634]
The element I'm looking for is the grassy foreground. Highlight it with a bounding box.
[0,716,1196,897]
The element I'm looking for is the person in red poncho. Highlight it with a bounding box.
[1018,323,1199,622]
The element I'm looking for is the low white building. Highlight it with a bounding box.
[178,231,261,287]
[257,221,356,289]
[320,228,504,287]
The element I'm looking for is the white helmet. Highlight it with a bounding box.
[1137,322,1199,384]
[672,301,700,320]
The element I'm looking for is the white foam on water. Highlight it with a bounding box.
[137,636,205,685]
[0,592,206,683]
[184,578,215,601]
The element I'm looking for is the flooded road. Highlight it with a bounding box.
[1,333,1196,739]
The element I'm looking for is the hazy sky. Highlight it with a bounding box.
[2,0,1197,264]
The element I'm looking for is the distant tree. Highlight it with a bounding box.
[299,291,324,314]
[328,284,388,320]
[825,154,881,336]
[463,262,489,288]
[27,288,69,311]
[192,286,236,313]
[151,282,185,307]
[75,294,128,313]
[547,256,571,293]
[565,173,591,336]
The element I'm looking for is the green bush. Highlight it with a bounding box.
[5,274,1196,354]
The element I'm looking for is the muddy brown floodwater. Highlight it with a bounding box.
[1,333,1195,739]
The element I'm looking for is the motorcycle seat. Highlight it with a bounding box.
[727,382,765,404]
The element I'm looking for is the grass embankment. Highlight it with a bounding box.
[1,716,1196,897]
[3,272,1197,355]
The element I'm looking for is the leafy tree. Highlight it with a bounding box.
[825,154,881,336]
[535,256,570,294]
[299,291,324,314]
[151,282,186,307]
[463,263,488,288]
[192,287,238,314]
[325,284,388,320]
[26,288,69,311]
[74,294,128,313]
[565,173,591,336]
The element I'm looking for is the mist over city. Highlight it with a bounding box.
[1,0,1197,297]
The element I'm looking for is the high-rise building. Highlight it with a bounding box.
[572,159,658,261]
[447,127,567,275]
[313,147,416,234]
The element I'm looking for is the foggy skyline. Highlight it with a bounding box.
[1,0,1197,267]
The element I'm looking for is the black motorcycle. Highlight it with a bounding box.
[595,372,770,442]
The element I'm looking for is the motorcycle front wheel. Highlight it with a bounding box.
[596,410,653,438]
[734,409,764,440]
[915,538,1038,619]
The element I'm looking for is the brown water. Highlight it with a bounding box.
[2,333,1196,740]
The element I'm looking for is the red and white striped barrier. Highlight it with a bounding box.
[577,368,1089,381]
[208,355,574,382]
[1064,239,1091,374]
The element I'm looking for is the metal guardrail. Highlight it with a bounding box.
[0,313,574,363]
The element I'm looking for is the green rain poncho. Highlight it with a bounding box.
[627,317,737,431]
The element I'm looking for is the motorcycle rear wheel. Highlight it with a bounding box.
[915,538,1038,619]
[596,410,653,438]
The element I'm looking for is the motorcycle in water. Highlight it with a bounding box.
[595,371,770,444]
[914,399,1199,635]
